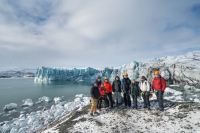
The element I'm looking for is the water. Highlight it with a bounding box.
[0,78,93,122]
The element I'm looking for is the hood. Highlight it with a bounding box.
[99,85,103,89]
[115,76,120,81]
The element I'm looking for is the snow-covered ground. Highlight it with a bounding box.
[1,86,200,133]
[68,102,200,133]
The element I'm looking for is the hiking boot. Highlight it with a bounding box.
[147,106,151,110]
[94,112,99,115]
[90,113,93,116]
[107,107,110,109]
[99,109,101,112]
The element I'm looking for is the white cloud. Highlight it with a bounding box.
[0,0,200,71]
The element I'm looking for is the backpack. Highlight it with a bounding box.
[145,81,152,92]
[159,77,168,88]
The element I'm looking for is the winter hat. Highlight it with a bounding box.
[141,76,146,79]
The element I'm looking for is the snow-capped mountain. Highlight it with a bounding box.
[34,51,200,87]
[0,68,37,78]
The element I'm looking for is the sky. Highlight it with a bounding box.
[0,0,200,71]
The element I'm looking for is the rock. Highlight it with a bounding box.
[176,113,187,118]
[184,124,193,129]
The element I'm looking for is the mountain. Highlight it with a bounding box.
[34,51,200,87]
[0,68,37,78]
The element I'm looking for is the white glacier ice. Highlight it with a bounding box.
[34,51,200,87]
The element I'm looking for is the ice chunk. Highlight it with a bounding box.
[22,99,34,106]
[54,97,62,104]
[75,94,85,98]
[59,101,68,106]
[194,98,200,103]
[54,110,62,117]
[8,109,18,113]
[20,111,26,114]
[10,127,19,133]
[74,97,83,102]
[165,87,182,96]
[23,107,30,110]
[1,124,13,132]
[0,112,5,116]
[3,103,17,111]
[39,96,52,102]
[19,114,25,118]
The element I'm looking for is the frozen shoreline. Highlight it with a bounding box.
[1,86,200,133]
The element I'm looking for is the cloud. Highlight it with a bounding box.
[0,0,200,71]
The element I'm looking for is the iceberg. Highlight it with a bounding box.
[39,96,52,102]
[22,99,34,106]
[34,51,200,87]
[3,103,17,111]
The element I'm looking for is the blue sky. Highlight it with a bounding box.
[0,0,200,71]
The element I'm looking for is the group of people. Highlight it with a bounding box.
[90,71,166,116]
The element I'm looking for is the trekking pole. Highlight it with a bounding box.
[92,97,100,105]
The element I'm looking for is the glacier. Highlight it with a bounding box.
[34,51,200,87]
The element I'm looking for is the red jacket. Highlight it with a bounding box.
[104,81,112,93]
[99,86,105,97]
[152,76,166,91]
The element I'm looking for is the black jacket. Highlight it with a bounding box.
[112,80,121,92]
[90,86,100,99]
[121,77,131,92]
[129,82,140,96]
[96,80,102,86]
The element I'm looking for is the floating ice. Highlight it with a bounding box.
[3,103,17,111]
[22,99,34,106]
[54,97,62,104]
[0,112,5,116]
[8,109,18,114]
[23,107,30,110]
[39,96,52,102]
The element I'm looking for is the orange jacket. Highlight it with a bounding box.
[99,86,106,97]
[104,81,112,93]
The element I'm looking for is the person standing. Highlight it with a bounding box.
[121,73,131,107]
[130,79,140,109]
[98,83,106,111]
[140,76,151,110]
[152,71,167,111]
[104,77,113,109]
[112,76,121,106]
[96,77,102,86]
[90,82,100,116]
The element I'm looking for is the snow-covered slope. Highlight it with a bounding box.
[34,51,200,86]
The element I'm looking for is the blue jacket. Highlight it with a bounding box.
[121,77,131,92]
